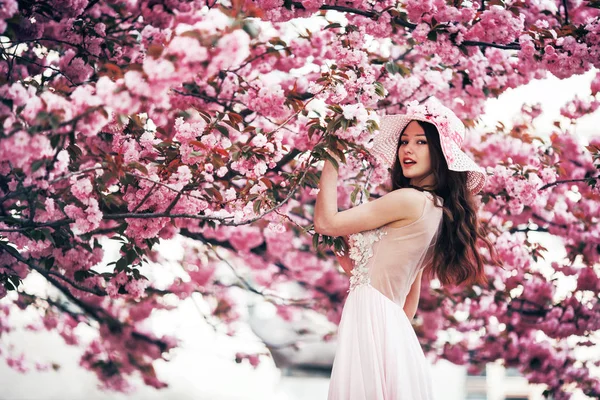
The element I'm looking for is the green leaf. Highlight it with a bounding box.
[44,257,55,269]
[340,118,348,131]
[41,229,55,245]
[129,162,148,174]
[303,171,319,187]
[215,124,230,137]
[367,119,380,133]
[115,257,128,272]
[253,199,262,214]
[2,244,21,260]
[321,151,339,171]
[385,61,399,75]
[132,268,141,279]
[8,275,21,289]
[327,104,344,114]
[30,230,43,241]
[31,159,46,173]
[1,98,13,109]
[50,135,61,148]
[125,249,137,264]
[331,147,346,164]
[362,188,370,201]
[205,186,224,202]
[67,144,83,161]
[74,270,92,282]
[373,82,386,97]
[333,238,343,253]
[324,22,343,30]
[312,232,320,250]
[350,186,360,204]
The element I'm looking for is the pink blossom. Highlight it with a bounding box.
[125,217,169,244]
[300,0,322,12]
[242,81,288,119]
[412,23,431,42]
[0,0,18,33]
[406,0,434,22]
[59,49,93,84]
[465,6,525,45]
[208,30,251,75]
[577,267,600,291]
[1,2,600,395]
[166,36,208,66]
[251,133,268,147]
[71,178,93,202]
[64,198,102,234]
[591,72,600,96]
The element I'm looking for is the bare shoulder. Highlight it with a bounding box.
[384,188,429,226]
[387,187,429,206]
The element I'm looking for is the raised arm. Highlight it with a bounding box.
[313,159,425,237]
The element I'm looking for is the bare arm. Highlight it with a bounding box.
[314,159,425,237]
[403,269,424,321]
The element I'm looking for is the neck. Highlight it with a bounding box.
[410,173,436,189]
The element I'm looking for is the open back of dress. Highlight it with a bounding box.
[328,189,443,400]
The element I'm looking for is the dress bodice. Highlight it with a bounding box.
[346,190,443,308]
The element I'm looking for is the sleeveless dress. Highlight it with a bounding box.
[327,190,443,400]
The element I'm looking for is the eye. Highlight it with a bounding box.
[418,140,427,144]
[399,140,407,145]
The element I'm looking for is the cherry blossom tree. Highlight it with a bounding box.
[0,0,599,397]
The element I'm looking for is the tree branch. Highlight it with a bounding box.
[461,40,520,50]
[319,4,379,19]
[207,246,315,306]
[0,241,168,352]
[19,291,92,326]
[532,213,568,229]
[0,241,107,296]
[315,4,522,50]
[4,53,77,86]
[180,228,342,305]
[538,176,598,191]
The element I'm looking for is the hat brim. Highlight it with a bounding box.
[371,114,487,195]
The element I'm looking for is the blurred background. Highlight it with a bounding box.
[1,9,599,398]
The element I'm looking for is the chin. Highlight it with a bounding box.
[403,171,422,179]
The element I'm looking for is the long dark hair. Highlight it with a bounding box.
[391,120,501,288]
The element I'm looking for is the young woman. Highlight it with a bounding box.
[314,99,499,400]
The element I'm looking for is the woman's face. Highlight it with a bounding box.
[397,120,435,188]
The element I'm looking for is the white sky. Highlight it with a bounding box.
[479,69,598,142]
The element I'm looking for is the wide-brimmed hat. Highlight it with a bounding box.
[371,99,487,194]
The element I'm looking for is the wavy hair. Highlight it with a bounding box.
[390,120,502,287]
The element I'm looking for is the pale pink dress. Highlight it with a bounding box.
[327,190,443,400]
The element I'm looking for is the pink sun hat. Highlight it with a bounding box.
[371,98,487,195]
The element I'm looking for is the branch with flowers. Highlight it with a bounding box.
[0,0,599,397]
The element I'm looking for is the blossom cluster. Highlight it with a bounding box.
[0,0,599,397]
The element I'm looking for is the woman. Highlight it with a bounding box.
[314,99,500,400]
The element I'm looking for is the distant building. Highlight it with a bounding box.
[465,363,547,400]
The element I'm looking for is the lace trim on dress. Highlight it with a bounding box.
[347,227,387,292]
